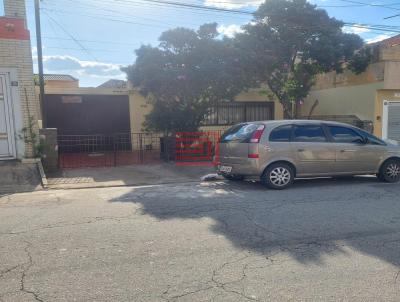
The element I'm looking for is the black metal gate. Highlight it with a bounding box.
[58,133,162,168]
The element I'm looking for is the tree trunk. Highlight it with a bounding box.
[282,102,294,119]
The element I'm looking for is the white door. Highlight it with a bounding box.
[0,73,16,158]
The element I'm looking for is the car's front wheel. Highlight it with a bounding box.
[378,159,400,183]
[261,163,294,190]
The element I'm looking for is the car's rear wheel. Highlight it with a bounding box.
[378,159,400,183]
[222,174,244,181]
[261,163,294,190]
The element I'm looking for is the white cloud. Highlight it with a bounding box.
[366,34,392,44]
[204,0,327,9]
[204,0,262,9]
[343,25,371,35]
[217,24,244,38]
[33,55,125,80]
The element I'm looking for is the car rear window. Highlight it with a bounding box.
[220,123,260,143]
[269,125,292,142]
[293,125,327,142]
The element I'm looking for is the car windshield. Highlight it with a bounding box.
[358,129,386,145]
[220,123,260,143]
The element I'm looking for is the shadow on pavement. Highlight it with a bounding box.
[46,163,214,188]
[109,176,400,266]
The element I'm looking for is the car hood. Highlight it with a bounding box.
[384,139,400,146]
[384,139,400,153]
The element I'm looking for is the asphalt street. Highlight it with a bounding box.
[1,177,400,301]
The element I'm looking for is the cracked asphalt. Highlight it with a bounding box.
[1,176,400,301]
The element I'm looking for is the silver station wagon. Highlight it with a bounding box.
[217,120,400,189]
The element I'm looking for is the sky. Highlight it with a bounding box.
[2,0,399,87]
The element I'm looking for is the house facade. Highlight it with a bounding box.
[0,0,39,160]
[130,88,284,133]
[40,74,79,89]
[41,77,284,135]
[301,36,400,141]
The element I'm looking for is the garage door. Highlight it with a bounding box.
[0,74,15,159]
[383,101,400,142]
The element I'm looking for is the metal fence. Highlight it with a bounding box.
[203,102,274,126]
[58,133,163,168]
[57,131,223,169]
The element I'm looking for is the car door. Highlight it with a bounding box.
[325,125,385,174]
[291,124,335,176]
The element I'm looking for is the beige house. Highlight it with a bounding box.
[41,35,400,142]
[45,39,400,140]
[0,0,39,160]
[40,74,79,89]
[41,78,284,135]
[301,35,400,140]
[130,87,283,134]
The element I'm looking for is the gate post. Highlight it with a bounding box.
[39,128,58,172]
[139,133,144,163]
[113,134,117,167]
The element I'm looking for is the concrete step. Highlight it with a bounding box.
[0,160,43,194]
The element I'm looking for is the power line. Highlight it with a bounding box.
[44,7,400,34]
[47,0,251,20]
[42,46,133,53]
[43,12,100,61]
[113,0,253,15]
[338,0,400,11]
[42,8,174,29]
[58,0,190,27]
[34,36,140,46]
[385,13,400,19]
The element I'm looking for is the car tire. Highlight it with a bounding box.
[222,174,244,181]
[261,163,294,190]
[378,159,400,183]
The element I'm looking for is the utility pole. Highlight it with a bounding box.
[34,0,46,127]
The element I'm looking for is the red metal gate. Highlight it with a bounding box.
[175,131,222,166]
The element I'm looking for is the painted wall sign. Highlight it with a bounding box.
[62,96,83,104]
[0,18,29,40]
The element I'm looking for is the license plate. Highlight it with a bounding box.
[219,165,232,173]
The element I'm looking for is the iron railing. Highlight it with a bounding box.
[57,131,224,169]
[58,133,163,168]
[203,102,275,126]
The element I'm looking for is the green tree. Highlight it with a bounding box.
[124,23,252,134]
[235,0,365,118]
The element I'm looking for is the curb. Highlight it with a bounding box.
[44,179,219,191]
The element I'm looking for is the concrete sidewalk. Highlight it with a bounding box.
[0,160,43,194]
[46,163,216,189]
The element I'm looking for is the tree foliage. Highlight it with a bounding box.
[125,0,368,130]
[234,0,365,118]
[124,23,252,134]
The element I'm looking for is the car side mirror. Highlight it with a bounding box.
[354,137,368,145]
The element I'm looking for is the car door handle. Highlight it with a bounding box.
[340,149,356,153]
[297,149,305,152]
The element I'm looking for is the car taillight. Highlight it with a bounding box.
[250,125,265,143]
[248,153,259,159]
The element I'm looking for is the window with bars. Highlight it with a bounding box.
[203,102,274,126]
